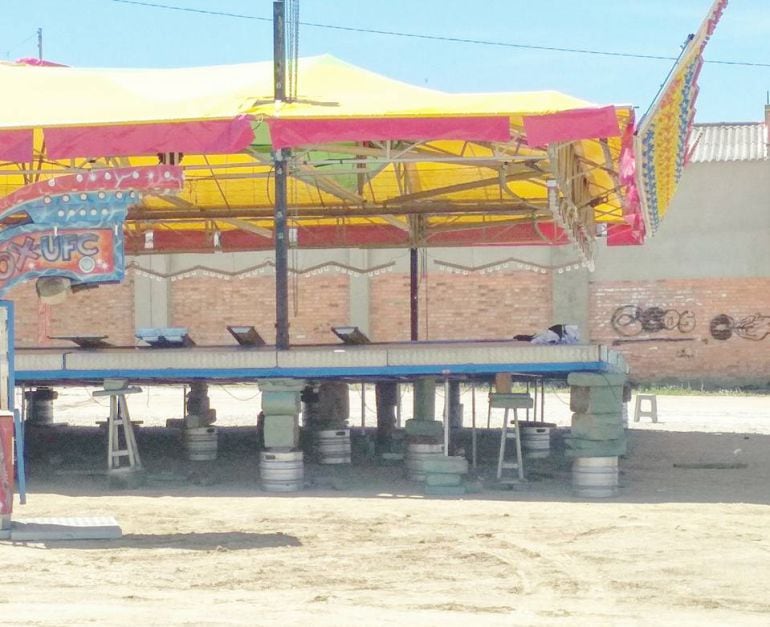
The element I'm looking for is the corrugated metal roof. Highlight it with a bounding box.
[688,122,767,162]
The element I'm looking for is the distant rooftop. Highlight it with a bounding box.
[688,122,767,163]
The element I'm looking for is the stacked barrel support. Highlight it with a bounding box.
[304,381,351,464]
[566,372,628,497]
[182,381,218,462]
[405,377,469,494]
[24,387,57,426]
[259,379,306,492]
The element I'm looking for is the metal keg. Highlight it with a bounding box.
[521,425,551,458]
[24,388,57,425]
[572,456,619,498]
[260,449,304,492]
[316,429,351,464]
[183,426,218,461]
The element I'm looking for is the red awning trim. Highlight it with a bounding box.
[125,222,571,254]
[0,129,34,163]
[15,57,69,67]
[523,106,620,147]
[607,223,644,246]
[267,116,511,149]
[44,116,254,160]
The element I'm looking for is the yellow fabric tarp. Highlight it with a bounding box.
[0,55,634,256]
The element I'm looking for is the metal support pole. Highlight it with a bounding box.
[442,375,450,456]
[471,381,477,469]
[360,382,366,431]
[540,379,545,422]
[410,247,418,341]
[273,1,290,350]
[395,383,401,428]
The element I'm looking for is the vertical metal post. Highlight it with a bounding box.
[37,28,43,61]
[273,1,290,350]
[540,379,545,422]
[395,383,401,428]
[360,382,366,431]
[442,375,450,456]
[471,381,477,469]
[409,247,418,341]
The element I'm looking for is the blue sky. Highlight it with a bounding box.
[1,0,768,122]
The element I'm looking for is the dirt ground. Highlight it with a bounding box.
[2,392,770,625]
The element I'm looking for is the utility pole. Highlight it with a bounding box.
[410,247,419,341]
[37,28,42,61]
[273,0,290,350]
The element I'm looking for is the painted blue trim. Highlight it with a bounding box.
[15,361,617,383]
[13,410,25,505]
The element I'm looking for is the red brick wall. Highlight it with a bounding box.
[169,274,350,345]
[5,274,135,346]
[590,278,770,386]
[370,271,552,342]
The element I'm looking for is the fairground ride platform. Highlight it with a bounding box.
[14,341,627,386]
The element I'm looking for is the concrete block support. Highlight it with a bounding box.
[567,371,627,458]
[259,379,305,450]
[375,382,398,450]
[413,378,436,421]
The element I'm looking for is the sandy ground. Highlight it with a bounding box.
[2,391,770,625]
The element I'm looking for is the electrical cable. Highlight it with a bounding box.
[105,0,770,68]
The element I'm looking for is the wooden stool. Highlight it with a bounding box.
[634,394,658,423]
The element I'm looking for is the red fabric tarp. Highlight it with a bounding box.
[0,129,34,162]
[523,106,620,147]
[44,116,254,159]
[267,116,511,149]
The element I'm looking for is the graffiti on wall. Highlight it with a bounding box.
[709,314,770,341]
[611,305,696,337]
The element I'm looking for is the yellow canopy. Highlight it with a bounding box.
[0,55,634,262]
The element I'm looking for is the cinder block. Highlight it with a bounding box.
[570,416,625,441]
[261,391,300,415]
[422,456,469,475]
[567,372,627,388]
[413,378,436,421]
[264,414,299,449]
[424,484,466,496]
[565,436,627,457]
[570,386,623,414]
[405,419,444,438]
[425,473,463,487]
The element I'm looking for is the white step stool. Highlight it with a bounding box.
[634,394,658,423]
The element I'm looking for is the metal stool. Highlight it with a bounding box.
[633,394,658,423]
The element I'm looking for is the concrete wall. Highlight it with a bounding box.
[594,160,770,280]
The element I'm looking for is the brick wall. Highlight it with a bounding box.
[169,273,350,345]
[6,265,769,386]
[370,271,552,342]
[5,274,135,346]
[590,278,770,386]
